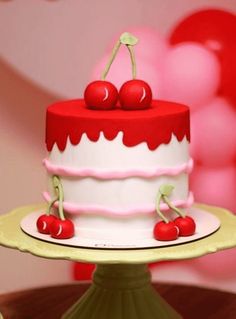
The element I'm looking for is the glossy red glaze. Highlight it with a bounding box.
[46,99,190,152]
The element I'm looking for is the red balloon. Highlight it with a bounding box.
[221,45,236,105]
[169,9,236,60]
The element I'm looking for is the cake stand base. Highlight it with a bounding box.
[62,264,182,319]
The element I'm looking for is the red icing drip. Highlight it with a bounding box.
[46,99,190,152]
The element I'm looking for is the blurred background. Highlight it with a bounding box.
[0,0,236,294]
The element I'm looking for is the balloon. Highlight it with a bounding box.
[221,45,236,106]
[194,248,236,280]
[190,164,236,213]
[107,27,168,64]
[169,9,236,60]
[159,43,220,109]
[73,262,95,281]
[92,50,163,98]
[190,97,236,167]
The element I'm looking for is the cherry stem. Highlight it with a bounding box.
[162,195,185,218]
[52,175,65,221]
[127,44,136,79]
[155,194,169,223]
[46,197,58,216]
[101,40,121,80]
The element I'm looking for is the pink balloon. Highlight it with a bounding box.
[190,97,236,167]
[160,43,220,110]
[194,248,236,280]
[107,27,168,64]
[92,50,162,98]
[190,164,236,213]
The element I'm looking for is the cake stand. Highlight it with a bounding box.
[0,204,236,319]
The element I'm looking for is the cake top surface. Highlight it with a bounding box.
[46,99,190,151]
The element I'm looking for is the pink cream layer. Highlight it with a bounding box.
[43,191,194,217]
[43,158,193,180]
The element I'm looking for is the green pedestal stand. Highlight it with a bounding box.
[1,204,236,319]
[62,264,181,319]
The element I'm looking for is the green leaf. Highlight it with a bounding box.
[120,32,138,46]
[159,184,174,197]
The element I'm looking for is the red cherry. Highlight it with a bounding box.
[153,221,179,241]
[84,80,118,110]
[36,214,57,234]
[174,216,196,236]
[50,218,75,239]
[119,79,152,110]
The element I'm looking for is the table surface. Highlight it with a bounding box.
[0,283,235,319]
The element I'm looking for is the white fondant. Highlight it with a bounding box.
[43,191,194,216]
[49,133,189,170]
[45,131,193,243]
[47,174,189,209]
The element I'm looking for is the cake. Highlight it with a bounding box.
[36,32,196,246]
[40,98,194,243]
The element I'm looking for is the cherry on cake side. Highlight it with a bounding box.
[154,221,179,241]
[36,196,58,234]
[48,176,75,239]
[160,186,196,237]
[37,214,57,235]
[37,175,75,239]
[50,218,75,239]
[174,216,196,236]
[154,184,196,241]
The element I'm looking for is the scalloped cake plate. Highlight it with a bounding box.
[20,207,221,249]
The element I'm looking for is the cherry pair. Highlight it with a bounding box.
[37,213,75,239]
[84,79,152,111]
[154,216,196,241]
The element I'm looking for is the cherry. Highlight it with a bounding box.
[119,79,152,110]
[174,216,196,236]
[84,80,118,110]
[50,218,75,239]
[153,221,179,241]
[36,214,57,234]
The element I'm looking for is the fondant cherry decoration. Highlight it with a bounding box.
[154,221,179,241]
[118,32,153,110]
[154,184,179,241]
[36,214,57,234]
[37,195,59,234]
[119,79,152,110]
[50,218,75,239]
[159,184,196,237]
[174,216,196,236]
[49,176,75,239]
[84,80,118,110]
[84,33,125,110]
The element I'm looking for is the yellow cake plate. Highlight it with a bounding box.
[0,204,236,319]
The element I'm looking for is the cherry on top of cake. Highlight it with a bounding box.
[46,32,190,152]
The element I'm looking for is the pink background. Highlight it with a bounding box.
[0,0,236,293]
